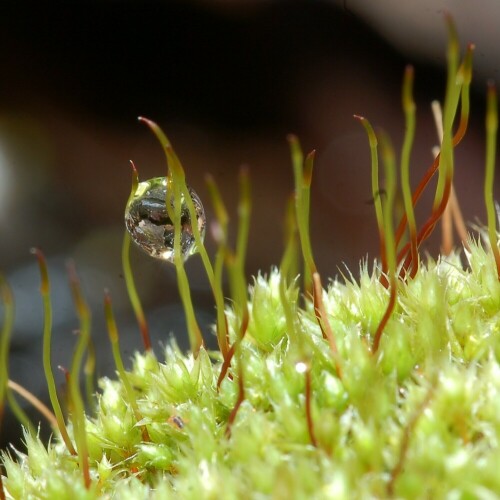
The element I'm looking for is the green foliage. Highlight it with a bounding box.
[1,18,500,500]
[2,247,500,498]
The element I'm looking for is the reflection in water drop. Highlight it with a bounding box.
[124,177,206,262]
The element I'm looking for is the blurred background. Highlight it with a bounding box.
[0,0,499,447]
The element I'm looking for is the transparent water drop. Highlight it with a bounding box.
[124,177,206,262]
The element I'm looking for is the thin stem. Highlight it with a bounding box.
[138,118,206,354]
[485,82,500,279]
[288,136,317,294]
[235,167,251,277]
[373,133,398,354]
[104,290,150,441]
[0,273,14,422]
[400,66,418,276]
[165,153,204,354]
[354,116,386,277]
[217,171,251,390]
[7,380,58,430]
[31,249,76,455]
[67,263,91,489]
[0,276,34,438]
[279,194,300,345]
[394,43,474,252]
[304,367,317,447]
[312,273,342,379]
[432,102,469,254]
[123,161,151,351]
[397,26,465,276]
[205,174,230,357]
[84,338,96,414]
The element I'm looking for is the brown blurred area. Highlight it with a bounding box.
[0,1,498,446]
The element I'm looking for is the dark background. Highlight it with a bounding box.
[0,1,497,448]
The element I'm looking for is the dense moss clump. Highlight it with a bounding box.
[2,247,500,498]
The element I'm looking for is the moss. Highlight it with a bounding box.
[1,245,500,498]
[1,19,500,500]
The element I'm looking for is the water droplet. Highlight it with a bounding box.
[125,177,206,262]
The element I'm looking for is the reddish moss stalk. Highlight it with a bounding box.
[225,363,245,438]
[216,169,251,435]
[396,35,472,277]
[304,367,317,447]
[312,272,342,379]
[388,382,434,496]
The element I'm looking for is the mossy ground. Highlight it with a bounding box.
[2,17,500,500]
[2,240,500,499]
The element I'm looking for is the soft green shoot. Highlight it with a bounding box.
[410,73,461,254]
[104,290,150,441]
[280,194,300,285]
[123,161,151,351]
[223,252,248,436]
[0,276,35,437]
[67,262,91,489]
[205,174,230,356]
[484,82,500,279]
[228,168,252,320]
[432,17,460,211]
[167,147,230,354]
[220,235,250,430]
[0,276,33,444]
[288,135,317,294]
[226,170,251,325]
[0,272,11,500]
[354,115,386,276]
[400,65,418,277]
[214,171,251,393]
[138,117,205,355]
[137,116,172,153]
[165,144,230,354]
[396,21,464,274]
[31,248,76,455]
[279,195,300,345]
[84,338,96,414]
[456,44,475,140]
[235,167,251,274]
[394,43,473,258]
[373,132,398,353]
[0,273,14,423]
[302,151,315,261]
[169,152,204,354]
